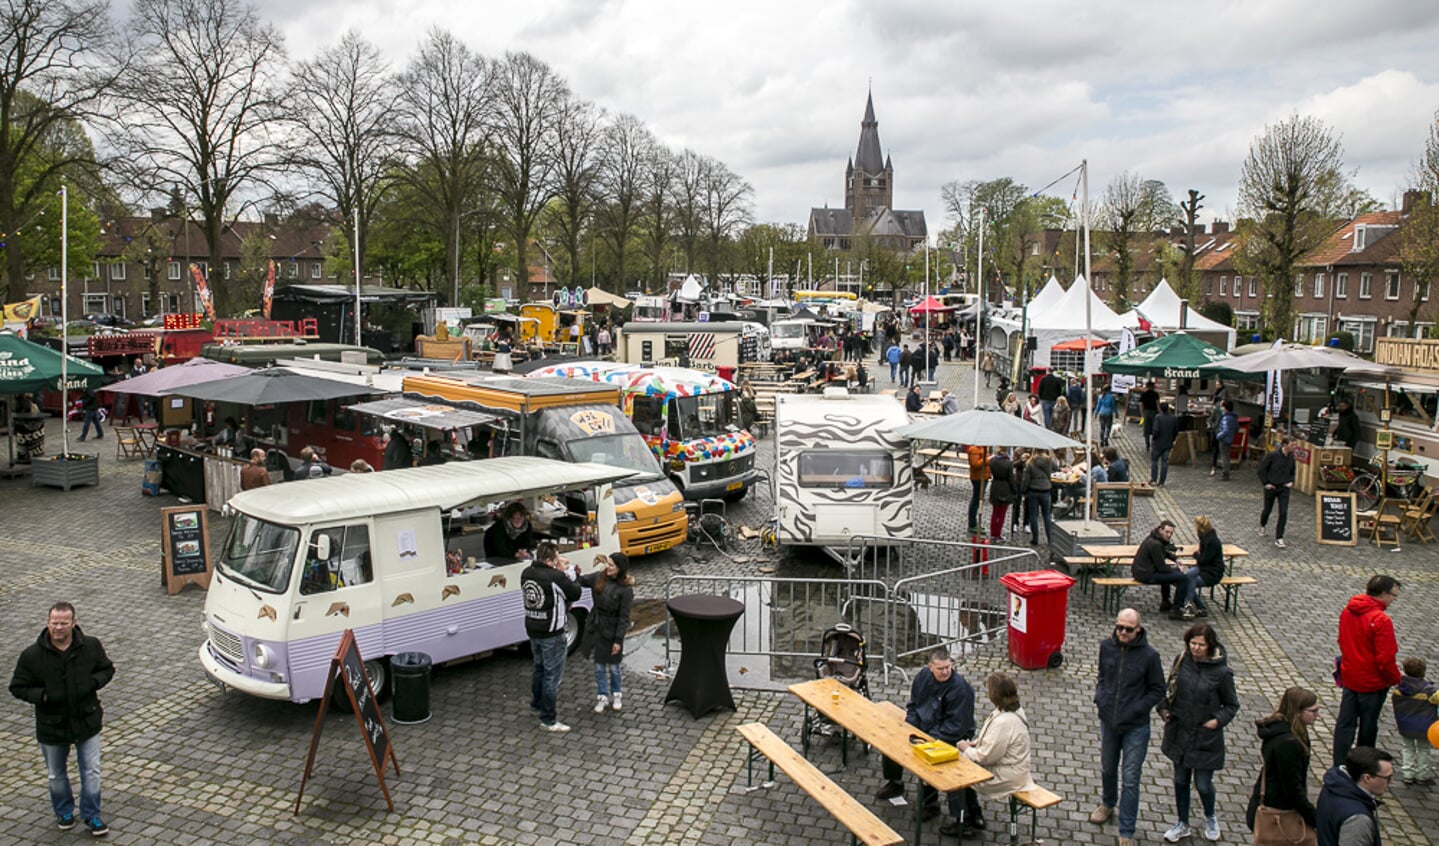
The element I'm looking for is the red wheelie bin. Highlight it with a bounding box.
[998,570,1076,669]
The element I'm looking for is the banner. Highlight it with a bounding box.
[261,260,276,319]
[1,295,43,322]
[1265,339,1284,420]
[190,263,216,322]
[1111,328,1138,393]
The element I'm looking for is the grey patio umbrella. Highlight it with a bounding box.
[1198,343,1392,376]
[168,367,384,406]
[892,407,1083,450]
[104,357,251,397]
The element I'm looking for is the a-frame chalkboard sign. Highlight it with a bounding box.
[294,629,401,814]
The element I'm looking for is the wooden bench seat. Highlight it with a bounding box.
[737,722,903,846]
[1091,575,1257,615]
[1008,785,1063,846]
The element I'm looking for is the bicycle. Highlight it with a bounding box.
[1347,458,1426,512]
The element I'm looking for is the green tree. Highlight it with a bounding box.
[1234,114,1350,340]
[1397,111,1439,336]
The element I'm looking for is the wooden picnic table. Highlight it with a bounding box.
[790,678,992,846]
[1081,543,1251,610]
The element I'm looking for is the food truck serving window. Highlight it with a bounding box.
[797,451,894,489]
[218,515,300,594]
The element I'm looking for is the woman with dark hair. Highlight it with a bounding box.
[951,672,1036,838]
[1247,688,1319,846]
[484,502,535,562]
[1159,623,1240,842]
[578,553,635,714]
[1186,516,1227,617]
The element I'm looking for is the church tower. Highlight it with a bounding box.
[844,92,894,222]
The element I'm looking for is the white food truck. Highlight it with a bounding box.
[772,389,914,549]
[198,457,632,703]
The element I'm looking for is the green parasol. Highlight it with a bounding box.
[0,332,105,395]
[1100,332,1231,379]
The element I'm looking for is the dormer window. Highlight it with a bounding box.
[1353,225,1366,252]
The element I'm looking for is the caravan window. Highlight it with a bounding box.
[797,450,894,489]
[300,525,373,595]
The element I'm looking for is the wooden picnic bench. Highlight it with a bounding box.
[737,722,903,846]
[1091,575,1258,615]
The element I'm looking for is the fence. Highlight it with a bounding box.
[663,535,1044,687]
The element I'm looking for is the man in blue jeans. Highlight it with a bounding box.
[522,543,581,732]
[1090,608,1165,846]
[9,601,115,837]
[1149,402,1180,486]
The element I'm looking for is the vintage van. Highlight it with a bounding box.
[773,389,914,549]
[529,362,758,501]
[199,458,630,703]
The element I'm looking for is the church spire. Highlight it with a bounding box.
[854,92,884,175]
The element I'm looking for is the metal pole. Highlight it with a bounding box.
[61,185,69,456]
[973,207,986,406]
[452,212,460,307]
[353,207,362,346]
[1082,160,1094,524]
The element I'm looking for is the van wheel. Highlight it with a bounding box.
[565,609,586,655]
[331,657,389,711]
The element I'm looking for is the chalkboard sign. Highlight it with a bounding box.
[295,629,400,814]
[1316,491,1357,546]
[1124,391,1142,422]
[1092,483,1133,529]
[160,505,212,595]
[1306,418,1329,446]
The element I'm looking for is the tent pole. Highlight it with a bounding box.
[60,185,69,459]
[1081,160,1093,525]
[973,207,986,407]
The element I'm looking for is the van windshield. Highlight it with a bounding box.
[771,323,805,339]
[672,393,735,439]
[218,514,300,593]
[568,433,662,481]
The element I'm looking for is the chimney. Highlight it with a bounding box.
[1190,223,1206,236]
[1210,221,1229,234]
[1402,190,1430,215]
[150,207,168,222]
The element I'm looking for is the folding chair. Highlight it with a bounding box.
[114,425,144,460]
[1401,490,1438,544]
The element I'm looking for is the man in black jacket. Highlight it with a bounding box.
[1131,520,1194,617]
[873,648,983,835]
[1037,370,1066,428]
[1090,608,1165,846]
[522,543,581,732]
[9,601,115,836]
[1139,380,1160,451]
[1331,400,1361,451]
[1315,746,1393,846]
[1150,402,1180,485]
[1257,438,1297,549]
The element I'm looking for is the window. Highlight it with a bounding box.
[311,261,323,279]
[300,525,373,594]
[1336,272,1348,298]
[83,294,108,314]
[224,262,231,280]
[1389,321,1409,338]
[1417,322,1435,340]
[90,262,100,280]
[630,396,665,436]
[169,261,181,281]
[1416,279,1430,302]
[1386,270,1400,300]
[797,450,894,489]
[1249,277,1257,297]
[1353,225,1367,251]
[47,266,60,281]
[1294,314,1328,344]
[1234,311,1260,331]
[110,262,126,281]
[1293,276,1304,298]
[1205,277,1213,295]
[287,262,298,279]
[1313,273,1324,299]
[111,298,125,318]
[1219,276,1228,297]
[1359,272,1372,299]
[141,293,151,316]
[305,400,330,426]
[1339,318,1376,354]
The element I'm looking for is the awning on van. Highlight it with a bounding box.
[347,397,499,430]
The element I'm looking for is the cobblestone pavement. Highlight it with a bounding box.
[0,359,1435,845]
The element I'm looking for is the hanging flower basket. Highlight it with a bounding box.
[32,454,100,491]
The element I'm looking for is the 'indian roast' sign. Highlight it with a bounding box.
[1375,338,1439,372]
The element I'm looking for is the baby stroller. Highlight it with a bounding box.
[801,623,871,756]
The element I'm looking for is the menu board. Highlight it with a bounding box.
[1125,391,1142,421]
[1316,491,1357,546]
[1306,418,1329,446]
[160,505,212,595]
[1092,483,1133,527]
[295,630,400,814]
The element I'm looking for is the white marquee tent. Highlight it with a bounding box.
[987,275,1139,369]
[1122,278,1236,351]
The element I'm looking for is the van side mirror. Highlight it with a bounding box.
[314,534,332,561]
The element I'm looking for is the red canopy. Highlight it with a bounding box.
[908,296,954,314]
[1050,338,1111,351]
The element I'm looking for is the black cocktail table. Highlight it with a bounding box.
[665,594,744,718]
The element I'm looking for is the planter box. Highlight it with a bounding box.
[32,456,100,491]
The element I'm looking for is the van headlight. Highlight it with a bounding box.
[253,642,274,669]
[616,511,636,522]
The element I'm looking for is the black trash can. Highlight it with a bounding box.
[390,652,432,724]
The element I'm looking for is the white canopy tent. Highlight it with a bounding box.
[1022,275,1137,368]
[1123,278,1236,351]
[1026,275,1066,315]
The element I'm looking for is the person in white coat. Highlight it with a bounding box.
[952,672,1038,838]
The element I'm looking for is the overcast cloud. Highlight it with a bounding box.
[246,0,1439,231]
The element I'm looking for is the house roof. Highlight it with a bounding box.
[1301,211,1404,267]
[809,207,854,237]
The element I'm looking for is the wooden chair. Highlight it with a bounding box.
[114,425,144,460]
[1400,490,1438,543]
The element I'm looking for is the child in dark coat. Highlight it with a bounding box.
[1393,656,1439,784]
[578,553,635,714]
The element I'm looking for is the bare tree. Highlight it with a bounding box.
[392,28,493,302]
[637,141,676,291]
[542,93,602,289]
[289,30,395,272]
[1398,112,1439,335]
[672,149,706,274]
[492,51,565,291]
[110,0,289,318]
[1235,114,1349,340]
[1100,172,1174,310]
[596,113,650,291]
[0,0,117,294]
[699,155,752,284]
[1174,189,1205,302]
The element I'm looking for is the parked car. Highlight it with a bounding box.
[82,312,134,328]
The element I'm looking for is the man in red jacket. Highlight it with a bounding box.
[1333,575,1402,767]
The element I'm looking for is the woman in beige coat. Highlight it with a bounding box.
[953,672,1038,838]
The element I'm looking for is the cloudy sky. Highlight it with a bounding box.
[253,0,1439,233]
